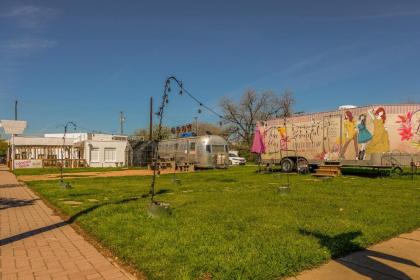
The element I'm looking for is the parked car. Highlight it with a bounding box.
[228,152,246,165]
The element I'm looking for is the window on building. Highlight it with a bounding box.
[104,148,116,162]
[206,145,211,153]
[90,148,100,162]
[189,142,196,151]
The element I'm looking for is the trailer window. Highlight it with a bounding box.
[212,145,225,153]
[206,145,211,153]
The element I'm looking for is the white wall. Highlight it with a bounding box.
[85,140,128,167]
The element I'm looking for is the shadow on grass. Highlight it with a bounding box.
[299,229,419,279]
[156,188,171,195]
[0,194,149,246]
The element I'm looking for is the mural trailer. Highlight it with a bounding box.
[257,104,420,172]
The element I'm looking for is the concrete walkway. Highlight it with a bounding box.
[0,166,136,280]
[291,229,420,280]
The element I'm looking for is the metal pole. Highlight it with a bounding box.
[339,114,343,159]
[60,128,65,184]
[60,122,76,187]
[194,117,198,135]
[11,102,21,170]
[14,100,18,120]
[120,111,124,135]
[150,77,183,203]
[149,97,153,140]
[11,134,15,171]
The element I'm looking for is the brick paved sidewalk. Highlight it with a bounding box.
[0,166,136,280]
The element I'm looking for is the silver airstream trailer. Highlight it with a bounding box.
[158,135,229,168]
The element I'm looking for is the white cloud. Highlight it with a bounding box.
[0,4,59,88]
[2,38,58,51]
[1,5,58,30]
[0,37,58,92]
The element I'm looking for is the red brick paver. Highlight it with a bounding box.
[0,166,136,280]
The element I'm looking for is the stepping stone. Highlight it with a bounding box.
[63,200,83,205]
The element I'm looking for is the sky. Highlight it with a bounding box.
[1,0,420,136]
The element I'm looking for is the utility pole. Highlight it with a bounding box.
[120,111,125,135]
[194,116,198,135]
[14,100,18,120]
[149,97,153,140]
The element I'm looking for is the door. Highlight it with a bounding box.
[322,114,342,161]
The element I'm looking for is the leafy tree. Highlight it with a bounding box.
[0,139,8,157]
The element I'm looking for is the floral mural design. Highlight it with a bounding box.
[396,111,414,141]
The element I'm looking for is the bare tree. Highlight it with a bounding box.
[279,89,295,118]
[195,121,225,136]
[133,125,171,140]
[220,89,294,146]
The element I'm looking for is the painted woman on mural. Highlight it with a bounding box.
[340,111,358,159]
[366,107,390,154]
[357,114,372,160]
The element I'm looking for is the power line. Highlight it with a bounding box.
[164,76,227,125]
[181,87,225,120]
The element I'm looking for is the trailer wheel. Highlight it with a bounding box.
[297,158,309,174]
[280,158,294,173]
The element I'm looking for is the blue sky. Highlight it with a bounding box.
[1,0,420,136]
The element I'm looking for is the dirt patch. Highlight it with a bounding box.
[18,169,192,182]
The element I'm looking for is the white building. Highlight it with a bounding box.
[10,133,131,168]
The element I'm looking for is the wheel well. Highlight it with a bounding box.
[280,156,307,163]
[280,157,309,172]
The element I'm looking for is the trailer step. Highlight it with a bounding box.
[313,164,341,177]
[313,172,340,177]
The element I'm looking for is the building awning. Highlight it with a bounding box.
[11,137,74,146]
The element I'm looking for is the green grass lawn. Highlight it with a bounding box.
[27,167,420,280]
[13,166,145,176]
